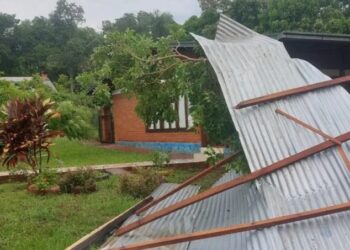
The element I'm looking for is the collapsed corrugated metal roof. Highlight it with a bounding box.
[102,15,350,249]
[192,14,350,249]
[102,183,202,250]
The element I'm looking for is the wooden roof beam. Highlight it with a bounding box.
[276,108,350,172]
[115,131,350,236]
[235,75,350,109]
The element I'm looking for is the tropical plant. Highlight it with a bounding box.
[0,95,62,173]
[151,151,170,168]
[30,169,58,192]
[204,145,223,165]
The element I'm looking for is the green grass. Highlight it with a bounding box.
[165,166,226,191]
[0,165,226,250]
[0,176,139,250]
[0,138,152,171]
[49,138,152,168]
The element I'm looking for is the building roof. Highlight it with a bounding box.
[102,15,350,249]
[276,31,350,43]
[0,76,57,91]
[0,76,33,82]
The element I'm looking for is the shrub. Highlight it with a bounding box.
[58,168,97,194]
[30,170,58,192]
[0,80,27,108]
[151,151,170,168]
[0,96,62,173]
[118,167,163,198]
[49,101,97,140]
[204,145,223,165]
[26,168,61,195]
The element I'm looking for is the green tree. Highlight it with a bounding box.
[0,0,101,80]
[258,0,350,33]
[84,29,235,144]
[183,9,220,39]
[198,0,233,12]
[196,0,350,34]
[103,10,177,38]
[0,13,19,73]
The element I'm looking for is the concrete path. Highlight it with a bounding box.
[0,158,206,183]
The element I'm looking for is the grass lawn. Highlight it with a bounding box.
[0,165,226,250]
[49,138,152,167]
[0,176,139,250]
[0,137,152,171]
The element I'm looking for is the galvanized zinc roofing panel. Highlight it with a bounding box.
[190,14,350,249]
[102,183,202,250]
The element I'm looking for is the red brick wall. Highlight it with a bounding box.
[112,94,203,143]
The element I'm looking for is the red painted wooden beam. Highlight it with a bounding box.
[235,75,350,109]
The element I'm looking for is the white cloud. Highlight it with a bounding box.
[0,0,201,30]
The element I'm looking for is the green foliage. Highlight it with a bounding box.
[58,168,97,193]
[0,96,62,173]
[31,170,58,192]
[225,135,250,174]
[49,101,96,140]
[204,145,223,165]
[257,0,350,33]
[91,84,112,107]
[0,13,19,74]
[103,10,178,38]
[90,29,194,126]
[118,167,163,198]
[188,62,235,144]
[1,0,101,79]
[225,154,250,175]
[151,151,170,168]
[89,25,236,144]
[183,9,220,39]
[198,0,232,12]
[197,0,350,34]
[0,80,27,107]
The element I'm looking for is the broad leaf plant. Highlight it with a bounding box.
[0,96,63,174]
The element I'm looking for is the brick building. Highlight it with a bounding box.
[107,92,205,153]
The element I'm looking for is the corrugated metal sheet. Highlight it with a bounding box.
[102,183,202,250]
[190,14,350,249]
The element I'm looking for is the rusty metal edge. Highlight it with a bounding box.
[65,196,153,250]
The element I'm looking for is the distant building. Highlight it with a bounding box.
[0,72,56,91]
[277,31,350,77]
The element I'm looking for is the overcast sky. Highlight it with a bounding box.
[0,0,202,30]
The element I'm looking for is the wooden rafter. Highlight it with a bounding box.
[276,108,350,172]
[115,131,350,236]
[136,151,240,215]
[111,201,350,250]
[235,75,350,109]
